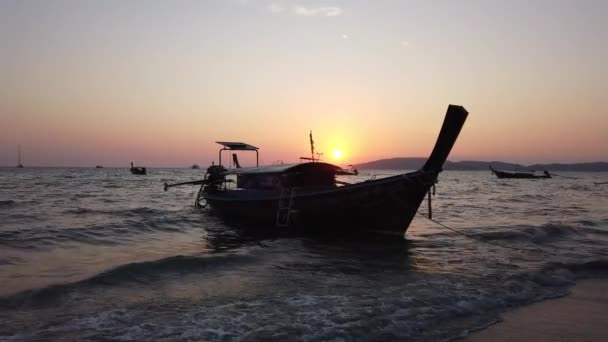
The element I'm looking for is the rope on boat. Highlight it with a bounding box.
[419,172,607,258]
[419,213,608,258]
[416,213,556,254]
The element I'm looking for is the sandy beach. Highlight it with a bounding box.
[463,279,608,341]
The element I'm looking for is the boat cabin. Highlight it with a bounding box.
[212,141,353,191]
[228,162,346,190]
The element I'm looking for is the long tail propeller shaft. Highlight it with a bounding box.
[163,180,207,191]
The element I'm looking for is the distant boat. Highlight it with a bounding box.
[16,145,23,168]
[164,104,469,236]
[130,162,147,175]
[490,166,551,179]
[191,164,200,169]
[95,165,104,169]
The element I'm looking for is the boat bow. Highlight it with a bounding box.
[422,105,469,173]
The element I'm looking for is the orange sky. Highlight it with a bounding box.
[1,0,606,167]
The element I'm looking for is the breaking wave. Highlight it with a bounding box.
[0,254,255,309]
[0,208,204,249]
[543,259,608,276]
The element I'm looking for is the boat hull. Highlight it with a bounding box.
[130,167,147,175]
[203,171,435,234]
[492,170,550,179]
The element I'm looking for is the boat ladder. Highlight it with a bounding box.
[276,188,297,227]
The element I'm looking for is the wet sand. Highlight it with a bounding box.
[463,279,608,341]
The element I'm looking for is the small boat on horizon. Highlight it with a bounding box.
[164,104,469,237]
[16,145,24,168]
[130,162,147,175]
[191,164,200,169]
[490,165,551,179]
[95,165,104,169]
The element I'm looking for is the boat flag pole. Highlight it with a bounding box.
[309,130,315,162]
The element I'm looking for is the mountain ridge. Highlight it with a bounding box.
[354,158,608,172]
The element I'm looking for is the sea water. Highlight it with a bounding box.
[1,168,607,341]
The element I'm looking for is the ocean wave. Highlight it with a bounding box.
[543,259,608,276]
[71,193,98,199]
[576,219,597,226]
[1,248,607,341]
[0,200,17,207]
[63,206,171,217]
[3,259,594,342]
[476,260,608,310]
[562,184,594,192]
[0,256,23,266]
[472,223,582,244]
[0,199,43,208]
[507,193,551,203]
[573,218,608,235]
[0,254,254,309]
[0,218,197,250]
[102,184,122,189]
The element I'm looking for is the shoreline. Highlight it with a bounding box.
[462,278,608,341]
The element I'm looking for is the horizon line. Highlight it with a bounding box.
[2,159,607,169]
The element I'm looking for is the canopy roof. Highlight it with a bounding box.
[224,162,343,175]
[216,142,258,151]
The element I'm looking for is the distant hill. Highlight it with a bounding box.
[354,158,428,170]
[354,158,608,172]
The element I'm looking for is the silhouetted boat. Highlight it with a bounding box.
[16,145,24,168]
[95,165,104,169]
[164,105,468,236]
[490,166,551,179]
[191,164,200,169]
[130,162,147,175]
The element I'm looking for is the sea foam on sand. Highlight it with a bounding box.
[463,279,608,341]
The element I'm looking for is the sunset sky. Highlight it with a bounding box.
[1,0,606,167]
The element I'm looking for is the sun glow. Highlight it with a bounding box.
[332,149,343,160]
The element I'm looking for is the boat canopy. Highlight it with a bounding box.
[223,162,343,176]
[216,141,259,167]
[216,142,258,151]
[224,162,347,190]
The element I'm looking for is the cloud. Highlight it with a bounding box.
[268,3,285,13]
[293,5,342,17]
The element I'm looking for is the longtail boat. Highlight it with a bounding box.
[165,104,468,236]
[130,162,147,175]
[490,166,551,179]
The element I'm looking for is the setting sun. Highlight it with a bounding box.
[332,149,343,160]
